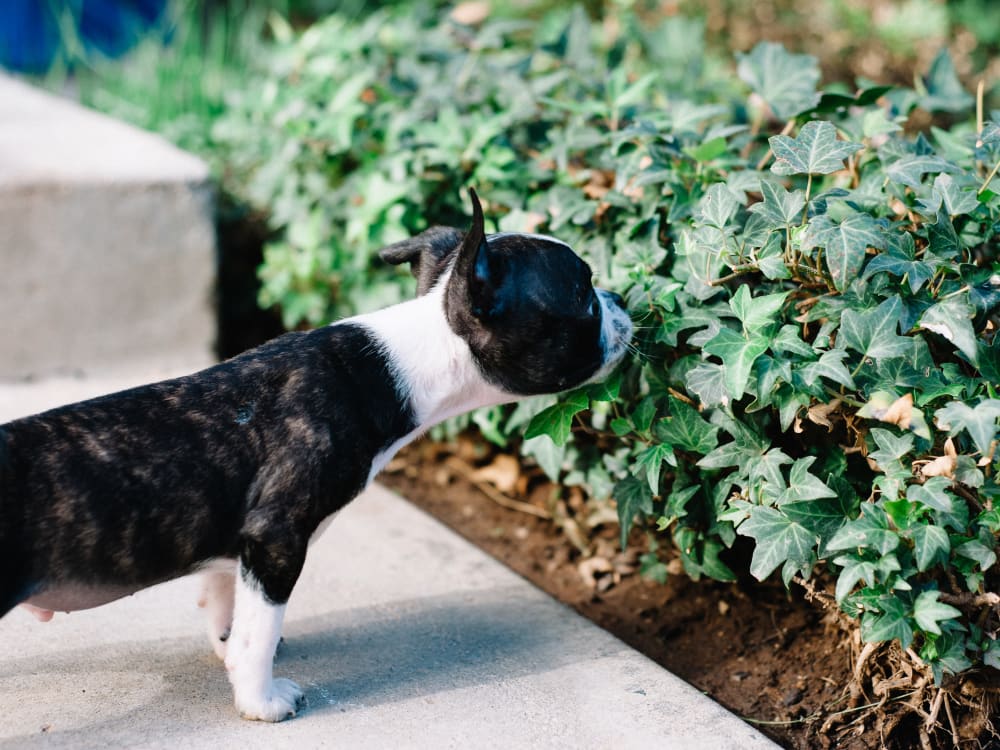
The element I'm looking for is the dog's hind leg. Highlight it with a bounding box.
[198,563,237,660]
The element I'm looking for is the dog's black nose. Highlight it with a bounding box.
[608,291,627,310]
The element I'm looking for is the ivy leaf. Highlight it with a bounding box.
[833,555,877,603]
[886,154,959,189]
[934,400,1000,456]
[919,296,979,364]
[955,539,997,571]
[748,448,793,490]
[917,174,981,217]
[771,325,814,357]
[614,475,654,549]
[921,48,974,113]
[862,252,936,294]
[524,390,589,446]
[804,213,886,292]
[704,327,770,399]
[748,181,805,225]
[685,362,729,408]
[827,505,900,556]
[736,41,821,119]
[729,285,788,332]
[913,590,962,635]
[907,476,955,514]
[696,183,740,228]
[910,524,951,572]
[653,399,720,454]
[868,427,915,465]
[739,506,816,582]
[839,296,911,363]
[769,121,863,176]
[861,597,914,649]
[799,349,856,389]
[777,457,837,504]
[784,491,856,552]
[634,443,675,494]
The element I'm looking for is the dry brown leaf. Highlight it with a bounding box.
[450,1,490,26]
[471,453,521,494]
[879,392,914,429]
[807,398,842,431]
[577,556,613,589]
[915,437,957,479]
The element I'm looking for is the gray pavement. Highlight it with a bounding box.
[0,375,780,750]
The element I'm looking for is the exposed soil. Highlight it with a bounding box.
[380,440,998,750]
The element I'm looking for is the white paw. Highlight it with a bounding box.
[235,678,305,722]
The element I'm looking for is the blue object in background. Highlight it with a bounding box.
[0,0,168,73]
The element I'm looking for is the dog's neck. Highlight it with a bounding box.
[348,279,513,432]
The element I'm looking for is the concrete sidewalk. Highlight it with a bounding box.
[0,377,778,750]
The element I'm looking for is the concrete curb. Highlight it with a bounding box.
[0,75,216,380]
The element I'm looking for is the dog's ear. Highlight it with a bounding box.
[455,188,506,319]
[379,226,464,294]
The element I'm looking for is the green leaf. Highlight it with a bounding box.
[524,390,589,446]
[736,41,821,119]
[885,154,959,189]
[955,539,997,571]
[921,48,973,113]
[777,457,837,504]
[634,443,674,494]
[704,327,770,399]
[614,475,654,549]
[748,181,805,226]
[907,477,955,514]
[839,296,910,363]
[522,435,567,481]
[869,427,915,464]
[919,296,979,364]
[799,349,856,389]
[769,121,863,176]
[696,183,740,228]
[833,555,877,603]
[917,174,981,217]
[631,396,658,434]
[862,252,936,294]
[729,286,788,332]
[934,400,1000,456]
[861,597,914,649]
[913,590,962,635]
[685,362,729,408]
[739,506,816,582]
[804,213,886,292]
[827,505,900,556]
[910,524,951,572]
[784,491,855,550]
[685,135,729,163]
[748,448,793,489]
[653,399,719,454]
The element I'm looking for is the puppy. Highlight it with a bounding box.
[0,189,632,721]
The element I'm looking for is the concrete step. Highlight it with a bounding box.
[0,375,778,749]
[0,74,216,381]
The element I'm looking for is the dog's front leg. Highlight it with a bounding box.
[225,544,306,722]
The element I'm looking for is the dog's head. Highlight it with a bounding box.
[380,190,632,395]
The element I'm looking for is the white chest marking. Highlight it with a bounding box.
[345,276,514,486]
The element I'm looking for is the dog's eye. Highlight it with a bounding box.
[589,297,601,318]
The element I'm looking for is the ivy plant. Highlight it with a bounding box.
[212,7,999,684]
